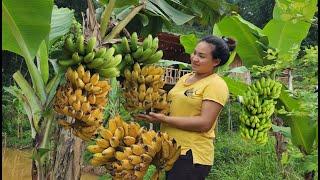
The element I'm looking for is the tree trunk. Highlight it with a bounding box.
[51,119,85,180]
[272,117,287,161]
[304,170,315,180]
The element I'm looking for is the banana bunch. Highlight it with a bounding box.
[238,77,282,145]
[58,34,122,78]
[122,63,169,114]
[113,32,163,74]
[53,65,111,140]
[87,115,180,180]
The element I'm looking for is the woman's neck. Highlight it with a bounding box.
[193,71,214,80]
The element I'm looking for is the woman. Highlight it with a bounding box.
[137,35,236,180]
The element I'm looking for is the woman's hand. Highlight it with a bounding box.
[135,112,167,123]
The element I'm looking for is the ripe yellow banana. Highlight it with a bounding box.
[131,144,146,156]
[110,136,120,147]
[96,138,110,149]
[87,144,105,153]
[128,155,142,165]
[123,136,136,146]
[100,128,113,140]
[102,147,116,158]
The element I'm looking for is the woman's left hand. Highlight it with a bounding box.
[135,112,167,123]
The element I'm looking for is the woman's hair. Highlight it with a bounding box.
[200,35,236,66]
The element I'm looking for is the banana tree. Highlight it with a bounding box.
[2,1,74,179]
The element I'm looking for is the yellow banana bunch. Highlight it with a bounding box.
[238,77,282,145]
[85,114,182,180]
[122,63,169,114]
[53,64,111,140]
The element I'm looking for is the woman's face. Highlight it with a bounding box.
[190,41,220,74]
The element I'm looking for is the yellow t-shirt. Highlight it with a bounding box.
[160,72,229,165]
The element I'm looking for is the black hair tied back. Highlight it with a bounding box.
[221,36,236,52]
[200,35,237,66]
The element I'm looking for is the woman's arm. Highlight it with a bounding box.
[136,100,223,132]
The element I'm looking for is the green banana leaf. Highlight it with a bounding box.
[222,76,249,97]
[262,0,317,56]
[180,34,198,54]
[37,41,49,85]
[271,124,291,138]
[213,15,267,68]
[279,88,317,154]
[12,71,43,132]
[2,0,53,61]
[148,0,195,25]
[49,5,74,45]
[3,0,54,104]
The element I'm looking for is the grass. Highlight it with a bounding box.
[208,131,304,180]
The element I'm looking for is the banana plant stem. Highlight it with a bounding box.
[103,3,145,43]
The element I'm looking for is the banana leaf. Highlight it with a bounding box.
[148,0,194,25]
[179,34,198,54]
[262,0,317,57]
[213,14,268,68]
[37,41,49,85]
[3,0,54,104]
[12,71,43,132]
[222,76,249,97]
[278,88,317,154]
[49,5,74,45]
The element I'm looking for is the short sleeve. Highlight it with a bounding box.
[203,79,229,106]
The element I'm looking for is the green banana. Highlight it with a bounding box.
[71,52,83,64]
[95,47,107,58]
[142,35,153,50]
[100,56,114,69]
[121,37,131,53]
[130,32,138,52]
[84,52,95,63]
[151,37,159,53]
[132,47,144,60]
[86,58,105,69]
[124,54,133,65]
[138,48,153,62]
[76,34,85,55]
[102,47,115,61]
[144,50,163,64]
[64,36,76,53]
[117,60,127,72]
[101,54,122,69]
[86,37,97,54]
[113,44,124,55]
[99,67,120,78]
[58,59,75,66]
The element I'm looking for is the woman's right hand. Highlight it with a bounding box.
[135,112,167,123]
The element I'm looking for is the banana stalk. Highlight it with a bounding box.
[103,3,145,42]
[100,0,116,39]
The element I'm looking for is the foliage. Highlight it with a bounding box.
[169,0,237,26]
[209,132,308,180]
[2,90,29,137]
[235,0,275,28]
[216,99,242,132]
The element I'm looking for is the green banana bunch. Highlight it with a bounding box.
[112,33,163,77]
[58,34,124,79]
[238,77,282,145]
